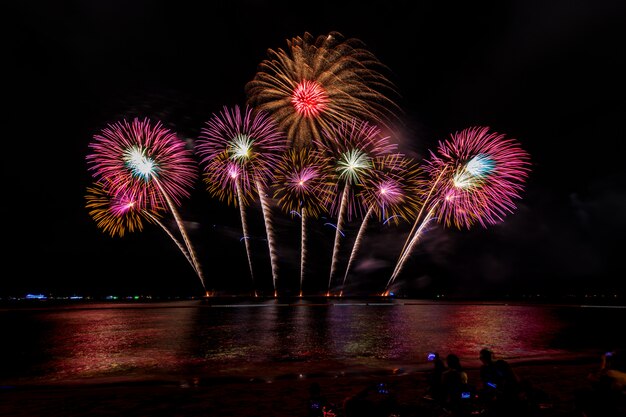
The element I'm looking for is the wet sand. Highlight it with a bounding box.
[0,354,610,417]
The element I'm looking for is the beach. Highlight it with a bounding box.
[0,355,610,417]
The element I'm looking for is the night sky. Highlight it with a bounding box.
[5,1,626,298]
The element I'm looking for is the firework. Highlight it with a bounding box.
[86,181,158,237]
[86,118,205,290]
[340,154,423,295]
[425,126,531,229]
[85,181,199,279]
[273,148,335,295]
[246,31,401,148]
[202,153,254,207]
[87,118,197,208]
[315,119,396,294]
[196,105,287,295]
[385,126,531,293]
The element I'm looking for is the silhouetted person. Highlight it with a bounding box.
[577,349,626,417]
[478,348,524,416]
[441,354,476,416]
[424,352,447,405]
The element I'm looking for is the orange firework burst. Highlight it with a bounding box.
[246,31,402,148]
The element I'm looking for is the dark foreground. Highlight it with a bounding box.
[2,356,624,417]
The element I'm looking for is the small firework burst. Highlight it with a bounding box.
[358,154,424,225]
[291,80,329,118]
[426,126,531,229]
[201,152,254,207]
[246,31,401,148]
[85,181,163,238]
[273,148,334,218]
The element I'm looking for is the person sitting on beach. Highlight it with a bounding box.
[478,349,519,397]
[424,351,447,404]
[441,353,476,415]
[478,348,534,416]
[578,349,626,417]
[595,349,626,393]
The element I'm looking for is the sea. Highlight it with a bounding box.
[1,298,625,384]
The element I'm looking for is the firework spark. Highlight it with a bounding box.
[86,118,205,290]
[273,148,334,295]
[246,31,401,148]
[196,105,287,295]
[316,119,396,294]
[385,126,531,293]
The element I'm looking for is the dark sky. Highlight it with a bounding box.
[5,0,626,298]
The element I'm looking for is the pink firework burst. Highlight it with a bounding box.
[196,105,287,188]
[246,31,401,148]
[86,118,198,209]
[425,126,531,229]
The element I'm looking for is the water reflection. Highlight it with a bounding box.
[2,301,625,382]
[41,302,197,379]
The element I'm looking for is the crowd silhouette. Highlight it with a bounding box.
[303,348,626,417]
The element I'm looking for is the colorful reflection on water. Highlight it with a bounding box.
[1,300,624,382]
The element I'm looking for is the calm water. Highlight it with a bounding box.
[1,299,625,383]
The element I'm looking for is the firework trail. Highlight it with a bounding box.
[273,148,333,295]
[384,206,438,295]
[196,106,287,295]
[328,183,349,296]
[388,166,450,287]
[246,31,401,149]
[384,126,531,294]
[340,154,423,295]
[202,155,257,294]
[86,118,206,291]
[340,205,373,296]
[254,177,279,296]
[316,119,396,295]
[237,181,256,296]
[154,178,206,290]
